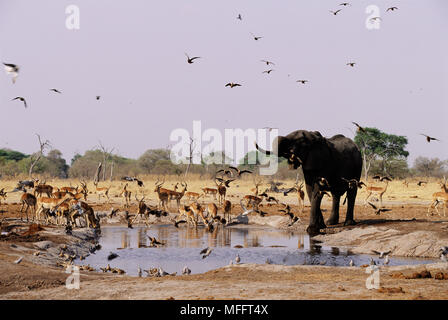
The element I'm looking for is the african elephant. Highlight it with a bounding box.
[256,130,362,236]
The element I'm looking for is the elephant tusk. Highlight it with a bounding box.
[254,142,271,155]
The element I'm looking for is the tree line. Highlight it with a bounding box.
[0,127,446,180]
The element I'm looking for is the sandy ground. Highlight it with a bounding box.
[1,195,448,300]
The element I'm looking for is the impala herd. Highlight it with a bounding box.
[0,172,447,230]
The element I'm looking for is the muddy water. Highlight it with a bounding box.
[76,225,437,276]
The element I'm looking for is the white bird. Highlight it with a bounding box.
[383,255,390,265]
[265,258,272,264]
[240,200,255,216]
[235,254,241,264]
[441,254,447,262]
[3,62,19,83]
[182,266,191,275]
[14,256,23,264]
[440,246,448,255]
[349,259,354,267]
[229,260,234,265]
[370,258,376,266]
[372,250,391,259]
[158,267,169,276]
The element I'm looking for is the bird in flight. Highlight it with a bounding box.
[261,60,275,66]
[420,134,440,143]
[372,250,391,259]
[229,166,252,177]
[347,62,356,67]
[387,7,398,12]
[185,53,201,64]
[96,96,101,100]
[262,69,274,74]
[12,96,27,108]
[237,14,242,21]
[3,62,19,83]
[296,80,308,84]
[200,247,213,259]
[225,82,242,88]
[340,2,351,6]
[50,88,62,94]
[250,33,263,41]
[370,16,382,22]
[329,9,342,15]
[352,121,366,133]
[367,202,392,215]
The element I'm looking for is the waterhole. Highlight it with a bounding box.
[75,225,436,276]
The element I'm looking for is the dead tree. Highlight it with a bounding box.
[184,137,196,178]
[28,134,51,178]
[97,141,115,181]
[93,162,102,185]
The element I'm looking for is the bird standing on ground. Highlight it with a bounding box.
[14,256,23,264]
[3,63,19,83]
[235,254,241,264]
[384,255,390,265]
[12,97,27,108]
[349,259,354,267]
[138,267,142,277]
[182,266,191,275]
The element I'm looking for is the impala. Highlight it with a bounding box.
[364,177,390,208]
[93,181,111,201]
[202,187,218,199]
[0,188,7,213]
[120,183,132,208]
[171,182,188,208]
[34,183,53,198]
[428,180,448,217]
[35,195,72,224]
[223,200,232,223]
[295,182,305,213]
[178,205,197,227]
[189,202,209,226]
[184,191,203,202]
[19,191,36,222]
[243,194,263,212]
[154,180,169,211]
[70,201,98,228]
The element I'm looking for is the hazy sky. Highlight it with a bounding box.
[0,0,446,165]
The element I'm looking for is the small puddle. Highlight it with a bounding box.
[76,225,437,276]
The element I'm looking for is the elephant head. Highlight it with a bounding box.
[255,130,325,170]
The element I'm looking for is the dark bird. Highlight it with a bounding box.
[417,181,427,186]
[107,252,119,261]
[225,82,242,88]
[282,187,296,196]
[420,134,440,143]
[215,177,235,187]
[3,63,19,83]
[250,33,263,41]
[370,16,382,22]
[216,169,233,176]
[341,178,366,189]
[330,9,342,15]
[147,235,164,246]
[352,121,366,133]
[96,96,101,100]
[386,7,398,11]
[12,96,27,108]
[296,80,308,84]
[237,14,242,21]
[347,62,356,67]
[50,88,62,94]
[174,220,187,228]
[185,53,201,64]
[109,208,119,218]
[200,247,212,259]
[121,176,144,187]
[340,2,351,6]
[229,166,252,177]
[261,60,275,66]
[262,69,274,74]
[367,202,392,215]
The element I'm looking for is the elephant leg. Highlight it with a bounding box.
[344,188,357,226]
[327,194,341,225]
[307,185,326,235]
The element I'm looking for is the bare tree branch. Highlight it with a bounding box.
[28,134,51,178]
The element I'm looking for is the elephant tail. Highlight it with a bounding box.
[254,142,271,155]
